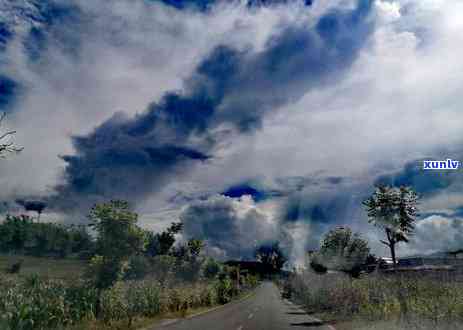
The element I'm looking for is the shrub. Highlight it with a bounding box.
[203,258,221,279]
[215,277,234,304]
[125,255,151,280]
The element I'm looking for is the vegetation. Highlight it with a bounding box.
[283,184,463,328]
[0,200,260,329]
[0,270,259,330]
[286,269,463,329]
[0,255,86,280]
[363,185,418,266]
[0,215,94,258]
[310,226,370,277]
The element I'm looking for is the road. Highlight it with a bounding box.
[151,282,334,330]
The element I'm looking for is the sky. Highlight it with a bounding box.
[1,0,463,265]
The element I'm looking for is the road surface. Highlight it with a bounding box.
[151,282,334,330]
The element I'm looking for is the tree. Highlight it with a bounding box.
[314,226,370,276]
[87,200,145,288]
[187,238,204,259]
[255,242,287,273]
[203,257,221,279]
[146,222,183,256]
[363,185,418,268]
[0,215,94,257]
[0,113,22,158]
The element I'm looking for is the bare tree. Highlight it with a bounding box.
[0,113,22,157]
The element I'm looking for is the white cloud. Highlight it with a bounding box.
[1,0,463,260]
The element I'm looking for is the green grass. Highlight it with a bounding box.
[0,254,86,281]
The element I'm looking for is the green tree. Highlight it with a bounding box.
[314,226,370,276]
[203,258,221,279]
[146,222,183,256]
[0,215,33,252]
[187,239,204,260]
[87,200,145,288]
[363,185,418,267]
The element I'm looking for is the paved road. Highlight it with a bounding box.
[152,282,334,330]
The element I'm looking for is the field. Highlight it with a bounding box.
[285,269,463,330]
[0,254,86,281]
[0,254,258,330]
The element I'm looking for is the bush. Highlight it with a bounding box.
[85,255,128,289]
[125,255,151,280]
[203,258,221,279]
[215,277,234,304]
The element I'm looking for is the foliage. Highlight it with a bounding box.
[87,200,145,289]
[85,255,129,290]
[203,258,221,279]
[124,255,152,280]
[0,276,98,330]
[145,222,183,257]
[88,200,145,260]
[363,185,419,266]
[0,215,94,258]
[0,200,254,329]
[187,239,204,259]
[286,270,463,327]
[255,242,287,273]
[314,226,370,276]
[0,271,251,330]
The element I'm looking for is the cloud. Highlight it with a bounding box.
[396,215,463,256]
[0,75,18,111]
[180,194,279,259]
[47,0,374,211]
[1,0,463,262]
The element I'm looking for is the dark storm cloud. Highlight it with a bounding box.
[281,188,360,224]
[0,75,18,111]
[0,21,12,52]
[180,195,275,259]
[15,199,47,213]
[49,0,374,210]
[222,182,269,202]
[157,0,313,11]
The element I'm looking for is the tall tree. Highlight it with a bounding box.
[363,185,418,267]
[87,200,145,288]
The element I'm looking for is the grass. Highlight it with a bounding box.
[0,254,86,281]
[286,269,463,329]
